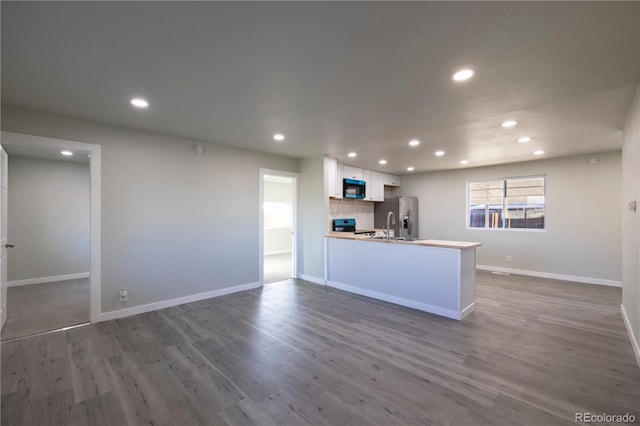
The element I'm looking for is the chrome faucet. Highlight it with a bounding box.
[384,211,396,240]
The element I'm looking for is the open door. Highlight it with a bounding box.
[260,169,298,284]
[0,131,101,326]
[1,146,9,330]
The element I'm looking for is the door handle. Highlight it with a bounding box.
[5,244,14,248]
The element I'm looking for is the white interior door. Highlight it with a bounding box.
[1,147,8,330]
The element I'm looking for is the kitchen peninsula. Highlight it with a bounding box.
[324,232,481,320]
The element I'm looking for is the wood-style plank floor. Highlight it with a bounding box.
[1,271,638,425]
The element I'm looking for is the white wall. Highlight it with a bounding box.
[398,152,622,284]
[7,155,90,282]
[1,105,298,314]
[297,157,327,283]
[622,86,640,365]
[264,180,293,255]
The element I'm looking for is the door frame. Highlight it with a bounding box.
[259,168,298,284]
[1,131,101,323]
[1,147,7,330]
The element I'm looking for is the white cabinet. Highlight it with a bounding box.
[383,173,402,187]
[335,164,344,199]
[325,157,343,199]
[326,157,337,198]
[363,169,384,202]
[327,159,398,201]
[343,165,364,181]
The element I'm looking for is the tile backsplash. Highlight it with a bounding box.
[329,199,374,230]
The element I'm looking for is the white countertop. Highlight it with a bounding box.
[326,231,481,250]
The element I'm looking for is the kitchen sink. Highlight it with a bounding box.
[368,236,418,242]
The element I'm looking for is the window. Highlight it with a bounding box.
[263,202,292,229]
[468,176,545,230]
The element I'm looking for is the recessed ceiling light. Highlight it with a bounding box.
[273,133,285,141]
[517,137,531,143]
[452,68,474,82]
[409,139,420,147]
[435,150,446,157]
[534,150,545,156]
[501,120,518,128]
[407,166,414,172]
[379,160,387,165]
[348,152,357,158]
[61,150,73,156]
[460,160,469,165]
[130,98,149,108]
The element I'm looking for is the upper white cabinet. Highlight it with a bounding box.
[335,164,344,199]
[363,169,384,202]
[327,159,399,201]
[343,165,364,181]
[325,157,343,199]
[383,173,402,187]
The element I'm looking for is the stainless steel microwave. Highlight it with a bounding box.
[343,178,366,199]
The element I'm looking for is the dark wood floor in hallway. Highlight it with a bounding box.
[1,271,638,426]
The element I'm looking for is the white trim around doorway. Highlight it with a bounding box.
[0,131,101,323]
[259,168,299,285]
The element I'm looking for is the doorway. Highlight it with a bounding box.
[260,170,297,284]
[0,131,101,340]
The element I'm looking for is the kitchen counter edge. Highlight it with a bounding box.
[326,232,481,250]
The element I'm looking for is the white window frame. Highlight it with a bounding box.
[466,174,547,232]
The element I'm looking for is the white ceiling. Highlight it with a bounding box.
[2,2,639,175]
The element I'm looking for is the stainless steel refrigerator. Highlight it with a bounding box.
[374,196,419,238]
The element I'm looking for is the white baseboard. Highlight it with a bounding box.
[298,274,325,285]
[476,265,622,288]
[460,302,475,319]
[264,250,293,256]
[8,272,90,287]
[621,304,640,368]
[326,280,463,320]
[98,281,262,322]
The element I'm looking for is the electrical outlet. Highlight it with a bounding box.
[119,289,128,302]
[507,256,512,263]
